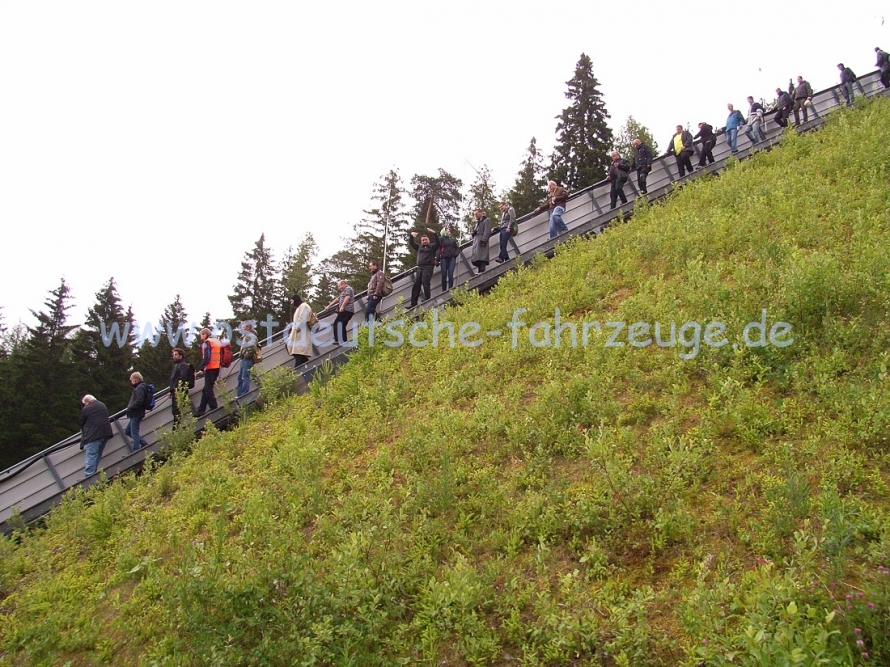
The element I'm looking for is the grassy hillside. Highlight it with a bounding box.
[3,99,890,666]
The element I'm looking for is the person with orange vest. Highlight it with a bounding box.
[195,327,220,416]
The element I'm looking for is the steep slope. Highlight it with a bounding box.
[2,99,890,666]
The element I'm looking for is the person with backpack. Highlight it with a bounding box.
[325,280,355,345]
[694,122,716,168]
[169,347,194,425]
[195,327,221,417]
[876,47,890,88]
[79,394,113,476]
[438,227,460,290]
[837,63,856,106]
[607,152,631,209]
[409,227,440,306]
[725,104,745,154]
[366,260,385,322]
[236,321,261,397]
[792,76,814,126]
[125,371,151,451]
[495,201,517,264]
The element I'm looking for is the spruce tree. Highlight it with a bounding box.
[461,165,499,234]
[550,54,613,191]
[310,269,340,313]
[228,234,283,324]
[281,233,319,312]
[613,116,659,164]
[509,137,549,217]
[358,170,410,275]
[2,279,81,465]
[70,278,137,412]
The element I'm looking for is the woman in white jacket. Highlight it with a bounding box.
[286,294,313,367]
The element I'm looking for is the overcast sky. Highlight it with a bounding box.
[1,1,886,332]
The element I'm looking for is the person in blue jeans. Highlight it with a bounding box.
[495,201,516,263]
[236,321,259,397]
[533,181,569,239]
[438,227,459,291]
[124,372,150,451]
[79,394,113,476]
[725,103,745,154]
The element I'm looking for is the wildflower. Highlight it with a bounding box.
[846,594,853,600]
[857,639,865,647]
[862,652,869,659]
[855,628,861,633]
[867,602,874,609]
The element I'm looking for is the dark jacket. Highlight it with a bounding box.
[666,131,695,156]
[694,124,715,142]
[169,360,191,394]
[608,158,631,183]
[776,91,792,110]
[126,382,149,419]
[877,50,890,72]
[408,232,440,267]
[438,235,459,259]
[840,67,855,84]
[79,400,113,445]
[631,143,653,172]
[793,80,813,100]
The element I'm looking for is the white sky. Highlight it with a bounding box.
[1,1,886,331]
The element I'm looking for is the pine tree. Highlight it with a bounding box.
[136,294,196,389]
[1,279,81,466]
[310,269,340,313]
[228,234,283,325]
[613,116,659,164]
[509,137,549,217]
[70,278,137,412]
[190,312,213,361]
[550,54,614,191]
[409,169,464,234]
[461,164,499,233]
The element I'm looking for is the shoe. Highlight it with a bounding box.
[494,258,504,264]
[639,190,647,195]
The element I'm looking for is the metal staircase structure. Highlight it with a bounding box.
[1,70,886,532]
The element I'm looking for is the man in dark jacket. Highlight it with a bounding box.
[495,201,516,263]
[792,76,814,125]
[630,139,653,194]
[774,88,793,127]
[79,394,113,476]
[607,152,631,209]
[125,372,150,452]
[837,63,855,106]
[169,347,193,425]
[409,227,439,307]
[666,125,695,177]
[438,228,460,291]
[876,47,890,88]
[694,122,716,168]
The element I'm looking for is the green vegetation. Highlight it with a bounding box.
[2,99,890,666]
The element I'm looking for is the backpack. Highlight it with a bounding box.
[219,342,233,369]
[845,67,856,81]
[143,383,156,411]
[253,343,263,363]
[510,221,519,236]
[382,275,394,296]
[185,363,196,389]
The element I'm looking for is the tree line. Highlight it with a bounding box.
[0,53,656,470]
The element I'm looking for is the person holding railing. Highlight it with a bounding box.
[837,63,856,106]
[79,394,113,476]
[694,122,716,168]
[725,104,745,154]
[438,227,459,288]
[286,294,313,367]
[773,88,793,127]
[877,47,890,88]
[533,181,569,238]
[666,125,695,178]
[607,152,631,209]
[124,372,150,451]
[792,76,814,126]
[194,328,221,417]
[495,201,517,263]
[408,228,440,306]
[366,261,385,322]
[630,139,653,195]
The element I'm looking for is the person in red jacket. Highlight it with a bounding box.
[195,327,220,416]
